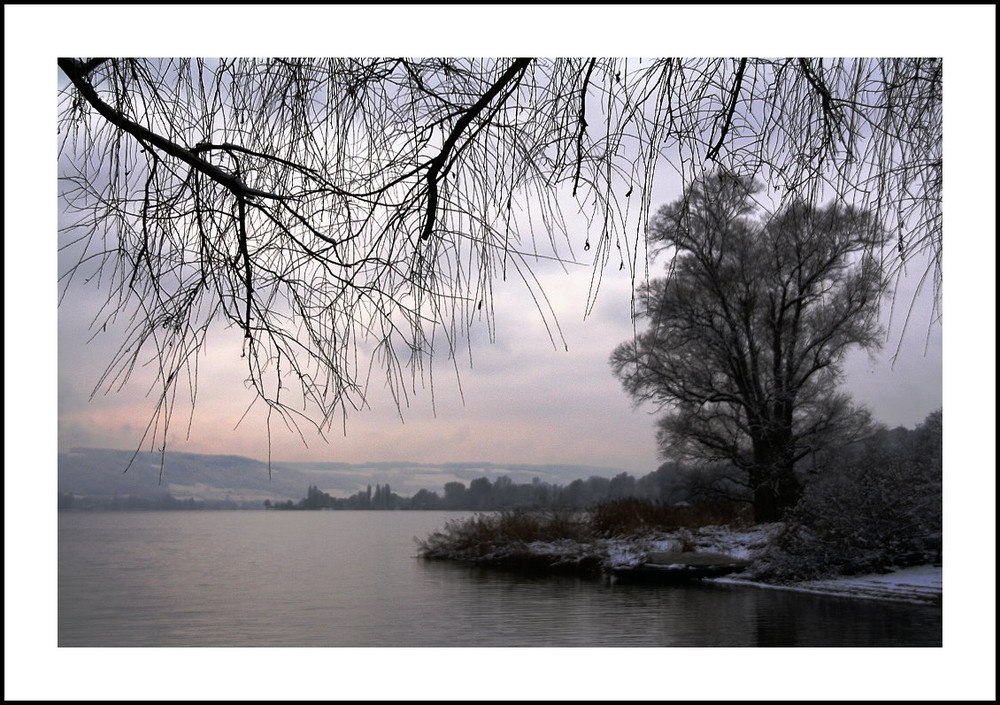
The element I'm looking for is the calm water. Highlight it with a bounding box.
[58,511,941,647]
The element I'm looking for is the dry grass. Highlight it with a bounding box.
[417,500,750,564]
[417,509,590,559]
[588,498,748,537]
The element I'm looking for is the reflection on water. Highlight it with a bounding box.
[59,511,941,647]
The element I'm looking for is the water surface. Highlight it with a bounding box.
[58,510,942,647]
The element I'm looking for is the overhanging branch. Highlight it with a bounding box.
[59,58,288,202]
[707,58,748,162]
[420,57,532,241]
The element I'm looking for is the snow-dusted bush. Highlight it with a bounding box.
[751,411,942,581]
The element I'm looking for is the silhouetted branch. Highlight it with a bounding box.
[58,58,287,202]
[421,57,532,241]
[572,57,597,197]
[707,57,747,162]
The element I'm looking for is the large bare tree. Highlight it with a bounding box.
[611,174,886,521]
[57,57,941,461]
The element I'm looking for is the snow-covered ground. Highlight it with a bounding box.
[715,564,942,605]
[422,520,944,605]
[546,524,942,605]
[673,523,943,605]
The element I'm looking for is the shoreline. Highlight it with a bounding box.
[420,520,943,606]
[710,564,942,606]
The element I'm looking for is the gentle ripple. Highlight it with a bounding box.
[58,510,942,647]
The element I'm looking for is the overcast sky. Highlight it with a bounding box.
[36,27,988,479]
[55,223,944,475]
[49,55,947,476]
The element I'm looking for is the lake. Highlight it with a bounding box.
[58,510,942,647]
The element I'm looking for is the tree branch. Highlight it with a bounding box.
[572,57,597,198]
[78,57,112,75]
[58,58,288,202]
[237,197,253,339]
[421,57,532,240]
[797,58,839,146]
[707,58,747,162]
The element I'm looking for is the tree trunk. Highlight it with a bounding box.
[750,437,801,523]
[752,479,781,524]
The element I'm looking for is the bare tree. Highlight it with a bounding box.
[611,174,885,521]
[57,57,941,462]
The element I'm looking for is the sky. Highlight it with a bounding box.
[51,61,947,476]
[6,4,996,702]
[54,218,944,476]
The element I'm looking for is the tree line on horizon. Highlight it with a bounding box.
[58,408,940,530]
[57,493,261,512]
[269,409,940,523]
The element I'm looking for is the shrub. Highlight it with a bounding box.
[587,497,748,537]
[751,454,942,582]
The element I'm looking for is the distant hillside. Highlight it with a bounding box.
[58,448,628,504]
